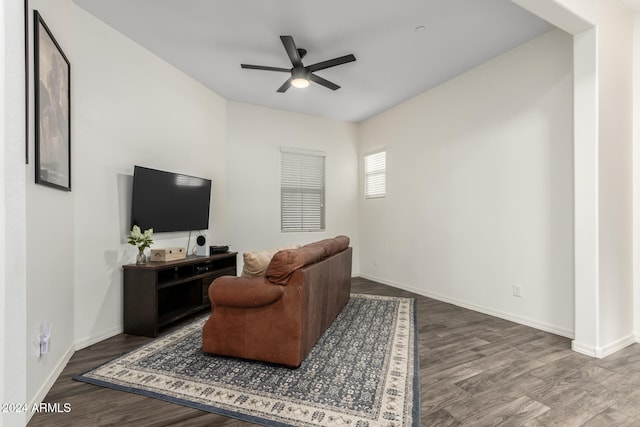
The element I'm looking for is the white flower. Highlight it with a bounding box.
[127,225,153,251]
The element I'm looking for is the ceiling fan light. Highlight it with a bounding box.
[291,68,310,88]
[291,77,310,88]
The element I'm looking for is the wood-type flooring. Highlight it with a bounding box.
[28,277,640,426]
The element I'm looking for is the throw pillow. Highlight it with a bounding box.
[241,246,297,277]
[241,248,279,277]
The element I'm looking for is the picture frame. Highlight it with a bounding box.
[34,10,71,191]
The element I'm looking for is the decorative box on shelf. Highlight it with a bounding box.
[150,247,186,262]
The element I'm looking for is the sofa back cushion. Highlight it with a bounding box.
[266,235,350,285]
[313,235,350,257]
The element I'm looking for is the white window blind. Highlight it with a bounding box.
[365,150,386,198]
[281,148,326,232]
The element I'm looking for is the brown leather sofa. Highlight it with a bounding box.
[202,236,352,367]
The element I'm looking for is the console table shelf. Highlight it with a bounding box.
[123,252,237,337]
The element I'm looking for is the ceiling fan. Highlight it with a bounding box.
[241,35,356,93]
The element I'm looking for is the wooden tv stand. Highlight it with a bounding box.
[122,252,237,337]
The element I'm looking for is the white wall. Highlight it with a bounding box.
[359,29,575,336]
[70,6,227,350]
[25,0,75,411]
[1,5,6,422]
[634,14,640,342]
[2,0,28,425]
[24,0,228,408]
[587,0,634,356]
[517,0,636,357]
[226,101,360,274]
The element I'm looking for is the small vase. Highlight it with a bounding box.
[136,250,147,265]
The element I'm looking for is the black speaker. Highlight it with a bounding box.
[209,245,229,254]
[195,234,207,256]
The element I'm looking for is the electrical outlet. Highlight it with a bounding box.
[40,321,52,356]
[513,284,522,298]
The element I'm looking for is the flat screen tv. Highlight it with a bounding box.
[131,165,212,233]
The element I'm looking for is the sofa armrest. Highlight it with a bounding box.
[209,276,285,308]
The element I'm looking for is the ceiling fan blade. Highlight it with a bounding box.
[241,64,290,72]
[307,54,356,72]
[309,73,340,91]
[280,35,303,68]
[277,77,293,93]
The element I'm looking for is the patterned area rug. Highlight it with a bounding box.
[75,294,419,426]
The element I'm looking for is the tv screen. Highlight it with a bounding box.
[131,166,211,233]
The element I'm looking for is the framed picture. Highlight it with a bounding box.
[34,10,71,191]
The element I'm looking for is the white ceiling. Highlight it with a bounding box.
[72,0,554,123]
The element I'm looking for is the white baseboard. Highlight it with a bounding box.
[359,273,574,339]
[599,335,635,357]
[74,325,122,350]
[26,345,75,423]
[571,340,597,357]
[573,334,636,358]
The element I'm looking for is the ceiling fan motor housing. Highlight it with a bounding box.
[292,67,310,80]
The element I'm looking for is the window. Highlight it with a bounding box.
[364,150,386,198]
[280,147,326,232]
